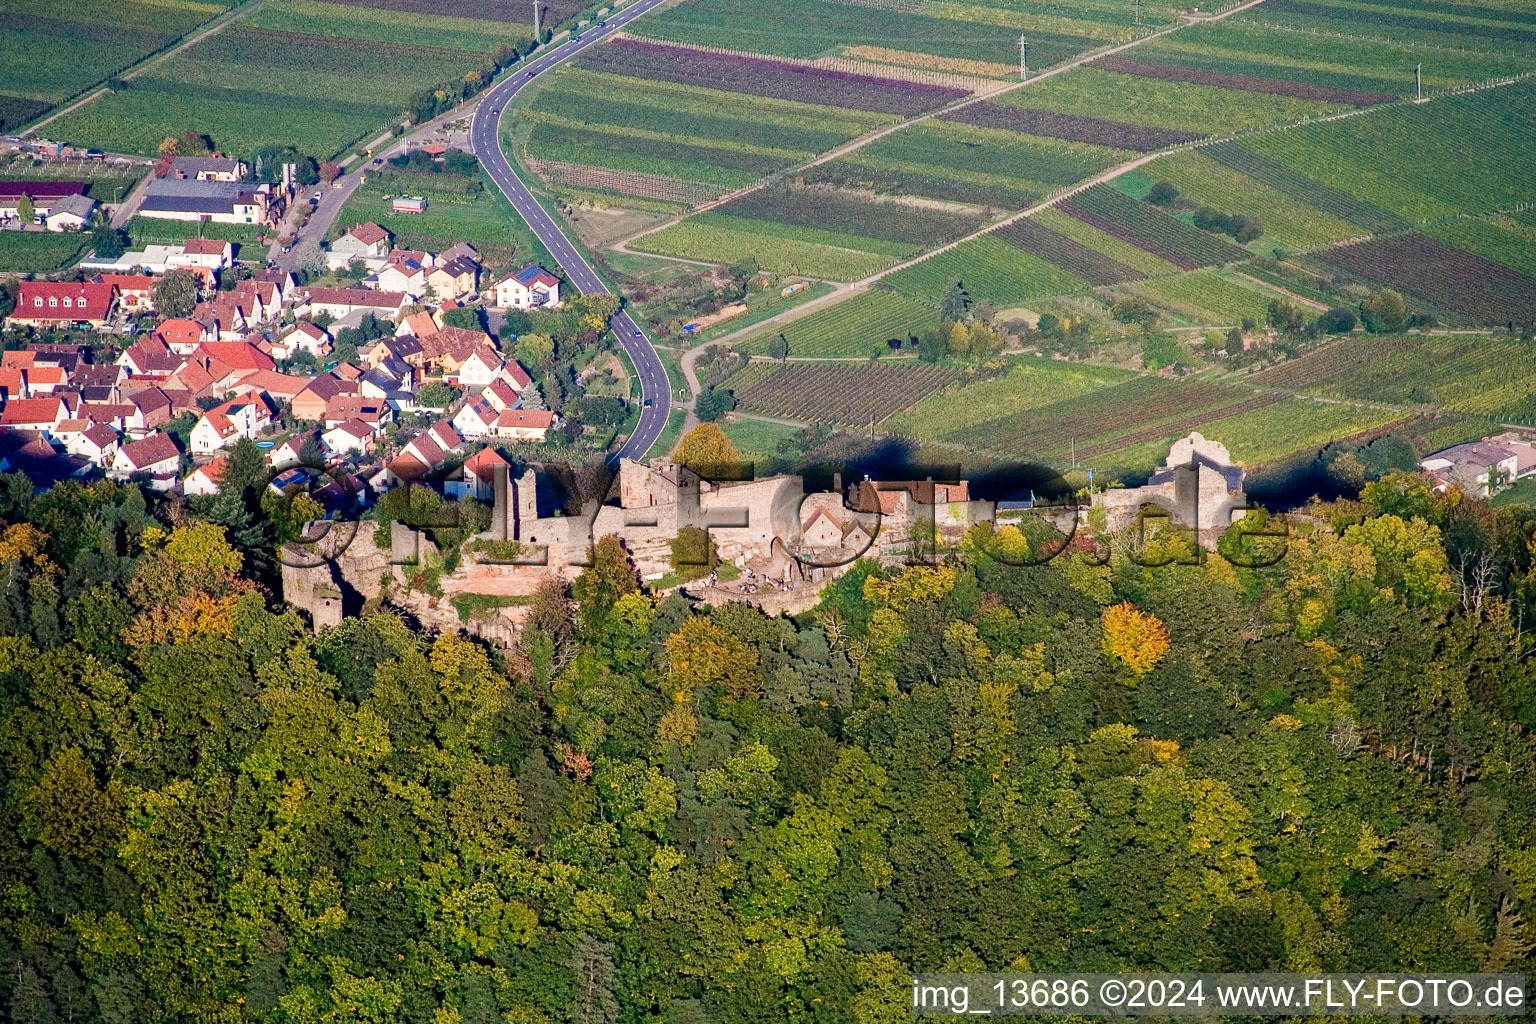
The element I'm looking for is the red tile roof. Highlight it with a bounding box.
[15,282,115,321]
[118,432,179,469]
[0,397,62,425]
[191,342,275,372]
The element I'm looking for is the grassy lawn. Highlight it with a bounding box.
[720,415,803,462]
[126,216,272,252]
[1493,475,1536,508]
[648,407,688,459]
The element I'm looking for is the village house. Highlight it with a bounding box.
[322,419,375,457]
[170,238,234,272]
[322,395,389,433]
[372,250,434,298]
[426,256,478,302]
[290,375,357,422]
[455,347,507,390]
[451,399,498,440]
[138,179,274,225]
[491,408,557,442]
[493,265,561,310]
[189,392,274,453]
[91,274,157,313]
[303,287,409,322]
[168,156,247,182]
[328,223,392,269]
[0,397,67,438]
[182,457,226,497]
[445,446,510,501]
[63,423,121,466]
[1421,441,1526,497]
[0,181,88,222]
[43,194,98,232]
[8,282,116,329]
[108,433,180,490]
[273,321,330,361]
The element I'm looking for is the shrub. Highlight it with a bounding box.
[1318,307,1358,334]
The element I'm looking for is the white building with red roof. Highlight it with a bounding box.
[322,418,375,456]
[109,432,180,489]
[182,457,226,497]
[189,392,273,453]
[493,265,561,310]
[491,408,557,442]
[9,282,116,328]
[0,397,67,436]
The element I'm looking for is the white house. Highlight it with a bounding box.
[273,321,330,361]
[43,194,98,232]
[455,348,505,390]
[322,418,374,456]
[1421,441,1523,498]
[189,392,273,453]
[493,265,561,310]
[182,458,226,497]
[62,423,120,465]
[328,223,392,269]
[452,399,498,440]
[491,408,557,442]
[109,433,180,489]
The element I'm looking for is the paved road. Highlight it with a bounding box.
[469,0,673,462]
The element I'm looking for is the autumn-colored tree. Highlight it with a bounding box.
[666,615,760,702]
[674,422,740,474]
[571,535,638,623]
[1101,601,1170,678]
[22,746,124,857]
[319,160,341,183]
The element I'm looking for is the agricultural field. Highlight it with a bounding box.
[0,0,238,130]
[885,233,1090,307]
[1240,81,1536,223]
[1309,234,1536,326]
[1087,54,1396,105]
[1197,142,1406,236]
[1123,269,1291,326]
[883,357,1135,439]
[519,67,883,196]
[1139,149,1365,250]
[330,168,539,270]
[712,187,985,252]
[735,363,964,425]
[991,67,1343,135]
[732,290,941,358]
[934,376,1245,457]
[821,119,1128,211]
[125,216,271,252]
[46,0,532,157]
[718,416,805,464]
[1252,335,1536,418]
[1058,185,1250,269]
[0,233,93,274]
[577,38,968,117]
[1425,217,1536,280]
[1136,18,1536,99]
[993,217,1144,286]
[624,0,1105,70]
[630,216,901,281]
[1093,397,1402,474]
[941,103,1204,152]
[1031,206,1185,277]
[1256,0,1536,52]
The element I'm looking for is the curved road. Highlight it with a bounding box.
[469,0,674,462]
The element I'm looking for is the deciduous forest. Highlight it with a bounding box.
[1,471,1534,1023]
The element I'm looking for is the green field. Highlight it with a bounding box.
[733,290,941,358]
[884,357,1135,439]
[829,119,1128,211]
[1141,149,1364,250]
[1251,335,1536,420]
[521,67,883,194]
[995,67,1342,134]
[1127,269,1291,326]
[0,232,92,274]
[330,169,537,270]
[125,216,271,250]
[627,0,1102,69]
[1242,82,1536,223]
[1094,397,1402,475]
[1032,206,1185,277]
[46,0,531,157]
[0,0,237,124]
[630,216,900,281]
[1425,216,1536,279]
[885,233,1090,307]
[718,416,804,463]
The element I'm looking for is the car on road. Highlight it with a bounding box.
[643,398,652,407]
[597,20,606,26]
[526,70,536,78]
[572,33,582,40]
[491,107,500,114]
[372,157,383,165]
[632,330,643,338]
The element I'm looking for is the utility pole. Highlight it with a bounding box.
[533,0,541,40]
[1416,62,1422,101]
[1019,35,1029,80]
[1135,0,1141,26]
